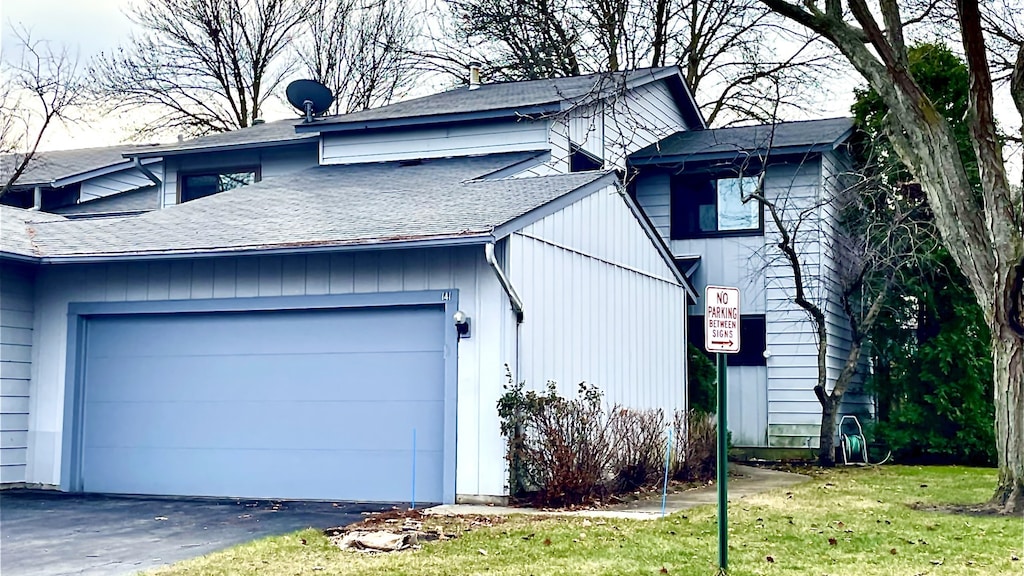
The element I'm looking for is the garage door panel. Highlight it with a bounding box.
[84,400,446,452]
[85,352,445,403]
[80,304,448,502]
[87,308,444,359]
[84,446,444,502]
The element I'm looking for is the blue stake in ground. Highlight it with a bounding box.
[704,285,741,573]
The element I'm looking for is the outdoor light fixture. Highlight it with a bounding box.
[453,310,471,339]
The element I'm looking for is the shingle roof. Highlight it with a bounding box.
[0,205,66,257]
[124,67,695,157]
[126,118,315,158]
[25,153,609,259]
[309,67,681,130]
[0,146,143,187]
[630,117,855,164]
[50,186,160,217]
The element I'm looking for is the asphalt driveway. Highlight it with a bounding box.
[0,490,391,576]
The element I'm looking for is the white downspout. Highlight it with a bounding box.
[485,242,523,323]
[29,186,41,211]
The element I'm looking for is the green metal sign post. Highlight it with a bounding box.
[717,352,728,571]
[705,285,740,574]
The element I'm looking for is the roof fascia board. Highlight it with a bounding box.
[618,186,698,300]
[36,234,494,264]
[298,103,562,134]
[125,136,318,159]
[0,251,40,263]
[50,157,161,189]
[663,71,707,130]
[490,171,697,301]
[491,173,619,240]
[629,144,837,166]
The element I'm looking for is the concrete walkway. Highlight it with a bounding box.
[425,464,807,520]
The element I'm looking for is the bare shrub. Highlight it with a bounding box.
[497,375,619,507]
[521,382,617,507]
[609,408,667,493]
[672,409,717,483]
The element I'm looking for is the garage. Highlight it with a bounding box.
[74,302,449,503]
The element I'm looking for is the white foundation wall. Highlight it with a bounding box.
[508,184,687,414]
[26,247,512,498]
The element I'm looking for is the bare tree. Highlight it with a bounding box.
[297,0,419,115]
[424,0,837,126]
[760,0,1023,513]
[88,0,308,137]
[749,135,934,466]
[1,28,85,199]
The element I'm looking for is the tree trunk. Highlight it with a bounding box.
[817,393,838,467]
[990,327,1024,514]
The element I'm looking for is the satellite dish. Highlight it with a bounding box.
[286,79,334,123]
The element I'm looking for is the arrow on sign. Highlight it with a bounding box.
[711,339,734,347]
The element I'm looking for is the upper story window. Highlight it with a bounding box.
[671,174,762,239]
[179,167,259,203]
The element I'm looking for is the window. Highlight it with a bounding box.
[179,168,259,203]
[671,174,762,238]
[569,143,603,172]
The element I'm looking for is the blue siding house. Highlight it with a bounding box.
[0,66,868,501]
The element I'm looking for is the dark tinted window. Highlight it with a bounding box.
[180,169,257,203]
[671,175,761,238]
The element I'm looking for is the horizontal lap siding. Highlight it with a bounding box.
[510,184,686,415]
[605,81,687,168]
[30,248,511,497]
[634,172,671,240]
[820,150,873,425]
[320,121,549,165]
[762,161,828,448]
[0,262,34,484]
[79,168,154,202]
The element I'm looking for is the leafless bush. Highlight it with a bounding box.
[672,409,717,483]
[518,382,618,507]
[609,408,667,493]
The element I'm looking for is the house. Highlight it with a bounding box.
[0,66,870,503]
[629,118,874,449]
[0,68,698,504]
[0,145,163,216]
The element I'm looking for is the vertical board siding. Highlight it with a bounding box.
[0,262,35,484]
[320,121,550,166]
[79,167,155,202]
[762,160,829,447]
[510,183,687,416]
[29,247,511,498]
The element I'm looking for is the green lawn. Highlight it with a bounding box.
[148,466,1023,576]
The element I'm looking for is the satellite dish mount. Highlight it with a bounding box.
[286,79,335,123]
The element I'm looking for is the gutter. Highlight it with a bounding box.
[485,242,524,323]
[34,234,496,264]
